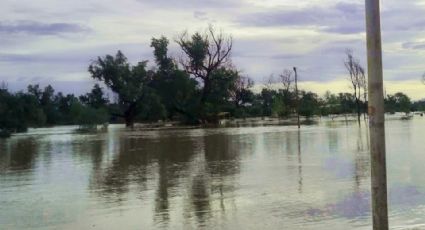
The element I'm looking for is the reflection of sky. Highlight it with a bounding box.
[323,156,354,179]
[306,185,425,221]
[2,119,425,229]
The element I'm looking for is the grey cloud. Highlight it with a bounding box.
[270,54,302,60]
[3,79,98,96]
[322,24,365,35]
[0,42,153,64]
[194,11,208,20]
[334,2,363,15]
[0,21,90,35]
[137,0,242,9]
[403,42,425,50]
[0,54,34,62]
[237,7,333,27]
[235,1,423,36]
[236,2,363,28]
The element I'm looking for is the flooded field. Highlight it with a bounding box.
[1,117,425,229]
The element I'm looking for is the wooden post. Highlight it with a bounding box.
[365,0,389,229]
[294,67,300,129]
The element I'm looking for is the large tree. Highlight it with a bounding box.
[88,51,151,127]
[150,36,199,122]
[176,25,233,120]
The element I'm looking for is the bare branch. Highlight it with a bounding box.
[279,69,294,93]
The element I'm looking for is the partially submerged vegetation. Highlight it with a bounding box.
[0,26,421,138]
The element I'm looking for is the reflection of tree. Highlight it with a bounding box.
[297,130,303,193]
[181,133,242,225]
[90,137,140,201]
[207,134,240,211]
[190,173,211,224]
[204,134,240,177]
[353,124,370,189]
[89,130,243,226]
[284,132,297,161]
[152,135,198,226]
[6,138,38,170]
[72,137,106,170]
[327,130,338,153]
[89,132,200,225]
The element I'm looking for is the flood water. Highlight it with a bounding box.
[1,117,425,229]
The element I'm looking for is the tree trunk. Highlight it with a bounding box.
[354,86,360,124]
[356,98,361,124]
[200,79,210,106]
[198,79,211,123]
[124,103,137,128]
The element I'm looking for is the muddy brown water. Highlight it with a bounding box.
[1,117,425,229]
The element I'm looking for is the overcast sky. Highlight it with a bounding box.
[1,0,425,99]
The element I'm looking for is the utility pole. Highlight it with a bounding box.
[293,67,300,129]
[365,0,388,229]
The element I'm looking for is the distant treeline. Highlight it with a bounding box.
[0,26,422,136]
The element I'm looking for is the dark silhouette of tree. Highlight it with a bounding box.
[88,51,151,127]
[150,36,199,123]
[279,69,294,93]
[385,92,411,114]
[202,67,239,120]
[231,75,254,108]
[344,49,365,123]
[299,91,320,118]
[279,69,295,116]
[79,84,109,109]
[176,25,233,121]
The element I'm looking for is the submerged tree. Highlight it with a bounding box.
[176,25,234,121]
[150,36,199,123]
[299,91,320,118]
[344,49,366,123]
[279,69,294,94]
[385,92,411,114]
[280,69,295,116]
[79,84,109,109]
[88,51,151,127]
[230,75,254,108]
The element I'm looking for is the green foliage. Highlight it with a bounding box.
[0,88,29,133]
[271,95,287,117]
[320,91,358,115]
[178,33,209,72]
[150,36,199,123]
[385,92,412,113]
[299,91,320,118]
[70,101,108,126]
[79,84,109,109]
[135,88,167,122]
[1,28,419,137]
[88,51,153,127]
[412,100,425,112]
[89,51,147,104]
[151,36,175,71]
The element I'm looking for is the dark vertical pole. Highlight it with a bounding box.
[294,67,300,129]
[297,130,302,193]
[365,0,389,229]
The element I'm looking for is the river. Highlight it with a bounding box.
[1,117,425,229]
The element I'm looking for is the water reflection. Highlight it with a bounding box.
[2,138,38,171]
[297,130,303,193]
[86,130,244,227]
[2,119,425,229]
